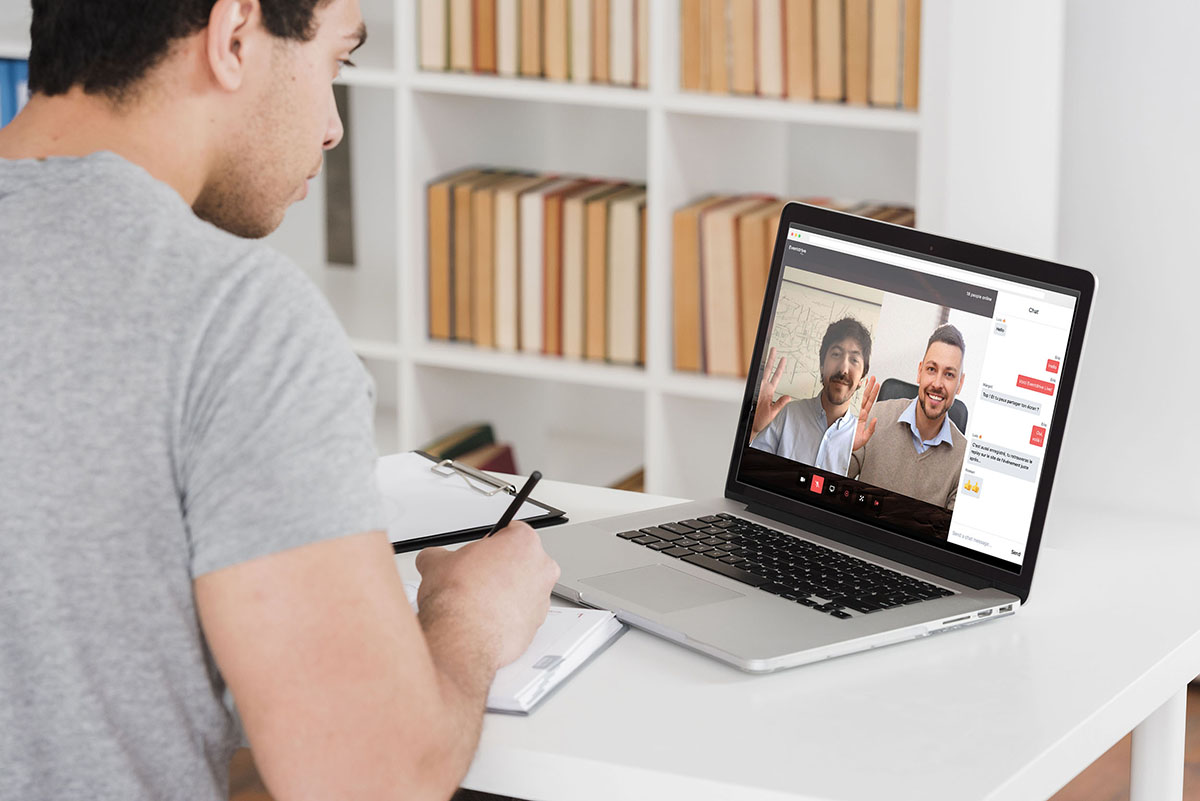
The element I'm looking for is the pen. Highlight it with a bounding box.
[485,470,542,537]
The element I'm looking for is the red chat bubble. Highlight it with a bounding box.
[1046,359,1060,374]
[1018,375,1056,396]
[810,475,824,494]
[1030,426,1046,447]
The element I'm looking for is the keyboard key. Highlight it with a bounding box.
[648,541,674,551]
[664,547,693,557]
[700,537,725,546]
[617,530,642,539]
[679,519,710,530]
[632,535,659,545]
[675,538,698,548]
[718,555,745,565]
[698,515,722,524]
[830,610,853,619]
[640,526,683,542]
[658,523,695,536]
[681,554,766,587]
[688,544,716,554]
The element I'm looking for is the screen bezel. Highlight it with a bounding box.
[724,202,1095,603]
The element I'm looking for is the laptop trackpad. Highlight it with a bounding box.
[580,565,744,613]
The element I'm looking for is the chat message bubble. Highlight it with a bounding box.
[967,440,1042,482]
[980,388,1043,416]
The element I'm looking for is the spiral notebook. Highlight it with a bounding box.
[377,451,566,553]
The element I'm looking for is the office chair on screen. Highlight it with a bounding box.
[876,378,969,434]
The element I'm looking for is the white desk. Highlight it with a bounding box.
[393,480,1200,801]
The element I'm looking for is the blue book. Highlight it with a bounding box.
[0,59,14,128]
[12,59,28,114]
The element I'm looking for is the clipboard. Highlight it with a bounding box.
[378,451,567,553]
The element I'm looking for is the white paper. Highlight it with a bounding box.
[376,452,547,544]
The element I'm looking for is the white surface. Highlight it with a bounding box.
[394,480,1200,801]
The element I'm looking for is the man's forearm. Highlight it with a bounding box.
[414,594,501,788]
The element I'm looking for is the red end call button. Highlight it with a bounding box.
[810,475,825,494]
[1017,375,1056,396]
[1030,426,1046,447]
[1046,359,1060,374]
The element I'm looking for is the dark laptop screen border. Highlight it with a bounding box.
[724,202,1095,603]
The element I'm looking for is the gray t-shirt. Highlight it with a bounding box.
[0,152,387,800]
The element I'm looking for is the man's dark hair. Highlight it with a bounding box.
[28,0,331,100]
[819,317,872,376]
[925,323,966,361]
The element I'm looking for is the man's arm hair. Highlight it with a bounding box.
[195,531,492,801]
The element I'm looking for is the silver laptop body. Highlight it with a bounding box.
[542,202,1095,673]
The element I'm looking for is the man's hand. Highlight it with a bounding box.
[853,375,881,452]
[752,347,793,440]
[415,522,560,670]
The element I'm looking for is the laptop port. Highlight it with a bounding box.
[977,609,993,618]
[999,604,1013,613]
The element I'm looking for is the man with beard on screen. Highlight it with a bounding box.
[849,324,969,510]
[751,317,876,476]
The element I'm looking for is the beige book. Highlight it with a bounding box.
[520,0,543,76]
[729,0,756,95]
[544,0,570,81]
[494,175,554,352]
[869,0,902,106]
[542,180,592,354]
[702,196,774,376]
[450,0,474,71]
[562,182,620,358]
[420,0,449,71]
[606,188,647,365]
[902,0,921,108]
[738,200,787,372]
[570,0,593,82]
[784,0,815,100]
[471,176,516,348]
[609,0,635,86]
[592,0,610,83]
[427,168,487,340]
[474,0,497,72]
[814,0,843,100]
[586,184,638,360]
[519,177,585,353]
[452,172,511,341]
[672,195,732,372]
[757,0,785,97]
[844,0,869,104]
[496,0,520,76]
[707,0,730,93]
[635,0,649,88]
[680,0,704,91]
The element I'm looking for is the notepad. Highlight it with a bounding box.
[404,582,625,714]
[377,451,565,552]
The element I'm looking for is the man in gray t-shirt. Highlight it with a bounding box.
[0,2,559,799]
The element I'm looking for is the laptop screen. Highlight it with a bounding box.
[736,220,1082,573]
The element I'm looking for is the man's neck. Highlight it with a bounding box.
[818,391,850,428]
[0,88,210,206]
[914,405,946,442]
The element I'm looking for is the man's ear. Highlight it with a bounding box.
[207,0,258,92]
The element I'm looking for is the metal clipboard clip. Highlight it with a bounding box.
[430,459,516,497]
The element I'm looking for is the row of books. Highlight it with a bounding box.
[420,421,519,473]
[420,0,649,88]
[681,0,921,107]
[673,195,914,377]
[427,167,647,365]
[0,59,29,128]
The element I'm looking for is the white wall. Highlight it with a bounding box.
[1054,0,1200,521]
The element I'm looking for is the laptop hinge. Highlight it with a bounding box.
[742,501,991,591]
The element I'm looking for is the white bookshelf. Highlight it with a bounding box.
[290,0,1067,499]
[2,0,1068,499]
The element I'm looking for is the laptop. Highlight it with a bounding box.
[541,201,1095,673]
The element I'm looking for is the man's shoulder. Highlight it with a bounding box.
[870,397,911,424]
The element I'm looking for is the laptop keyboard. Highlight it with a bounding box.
[617,513,954,620]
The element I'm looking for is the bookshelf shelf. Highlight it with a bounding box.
[410,343,650,394]
[658,373,746,404]
[338,67,399,89]
[663,92,921,132]
[409,71,652,111]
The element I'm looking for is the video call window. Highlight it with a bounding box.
[740,226,1078,571]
